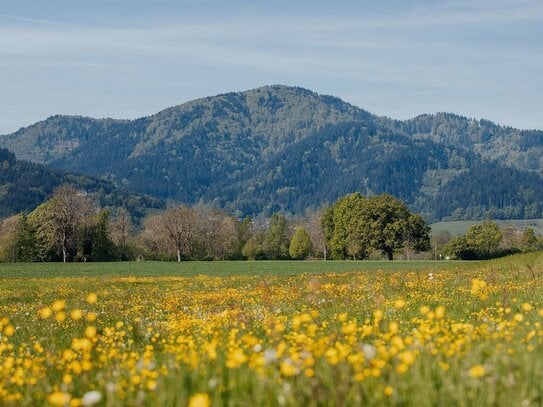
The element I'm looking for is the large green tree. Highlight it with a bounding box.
[362,195,430,260]
[324,193,430,260]
[30,185,93,262]
[443,236,471,260]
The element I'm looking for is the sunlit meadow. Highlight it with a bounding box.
[1,253,542,406]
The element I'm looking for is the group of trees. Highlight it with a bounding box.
[0,185,435,262]
[1,184,541,263]
[441,220,543,260]
[128,193,432,262]
[0,185,124,263]
[0,184,318,262]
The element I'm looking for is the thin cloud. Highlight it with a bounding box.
[0,13,59,25]
[0,0,541,132]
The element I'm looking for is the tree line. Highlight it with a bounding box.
[440,220,543,260]
[0,184,540,262]
[0,185,435,262]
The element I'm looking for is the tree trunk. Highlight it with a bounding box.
[62,230,67,262]
[323,245,327,261]
[177,248,181,263]
[387,250,393,261]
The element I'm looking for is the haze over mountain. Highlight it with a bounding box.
[1,85,542,221]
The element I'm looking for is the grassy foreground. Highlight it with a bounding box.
[0,254,542,406]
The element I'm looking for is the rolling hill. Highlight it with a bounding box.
[0,148,162,220]
[1,85,542,221]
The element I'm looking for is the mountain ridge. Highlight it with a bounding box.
[1,85,542,221]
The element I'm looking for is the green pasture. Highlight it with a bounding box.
[0,259,466,279]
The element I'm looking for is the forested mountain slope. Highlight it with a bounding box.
[395,113,543,175]
[0,148,162,220]
[1,85,542,221]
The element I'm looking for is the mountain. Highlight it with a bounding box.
[0,148,162,220]
[1,85,542,221]
[398,113,543,175]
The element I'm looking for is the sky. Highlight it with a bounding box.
[1,0,542,134]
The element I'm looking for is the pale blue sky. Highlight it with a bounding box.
[1,0,542,134]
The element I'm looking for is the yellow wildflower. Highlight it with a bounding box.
[188,393,210,407]
[394,299,406,309]
[40,306,53,319]
[86,293,98,304]
[85,326,97,338]
[70,309,83,321]
[468,364,486,378]
[47,391,71,406]
[52,300,66,312]
[521,303,533,312]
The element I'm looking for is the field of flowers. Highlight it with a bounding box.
[1,253,542,406]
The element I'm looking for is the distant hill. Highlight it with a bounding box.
[1,85,542,221]
[0,148,162,221]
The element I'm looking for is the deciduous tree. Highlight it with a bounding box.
[110,207,133,260]
[324,193,430,260]
[520,228,539,253]
[465,220,502,258]
[264,213,290,259]
[144,206,198,262]
[46,185,93,262]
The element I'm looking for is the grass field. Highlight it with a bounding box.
[1,254,542,406]
[0,259,465,279]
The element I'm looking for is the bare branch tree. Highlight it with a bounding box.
[144,206,198,262]
[109,207,133,260]
[47,184,93,262]
[305,207,327,260]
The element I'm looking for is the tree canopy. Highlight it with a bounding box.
[324,193,430,260]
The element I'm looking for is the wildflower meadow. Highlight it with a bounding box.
[1,253,542,406]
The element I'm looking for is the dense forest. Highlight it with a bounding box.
[1,85,542,221]
[0,148,163,221]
